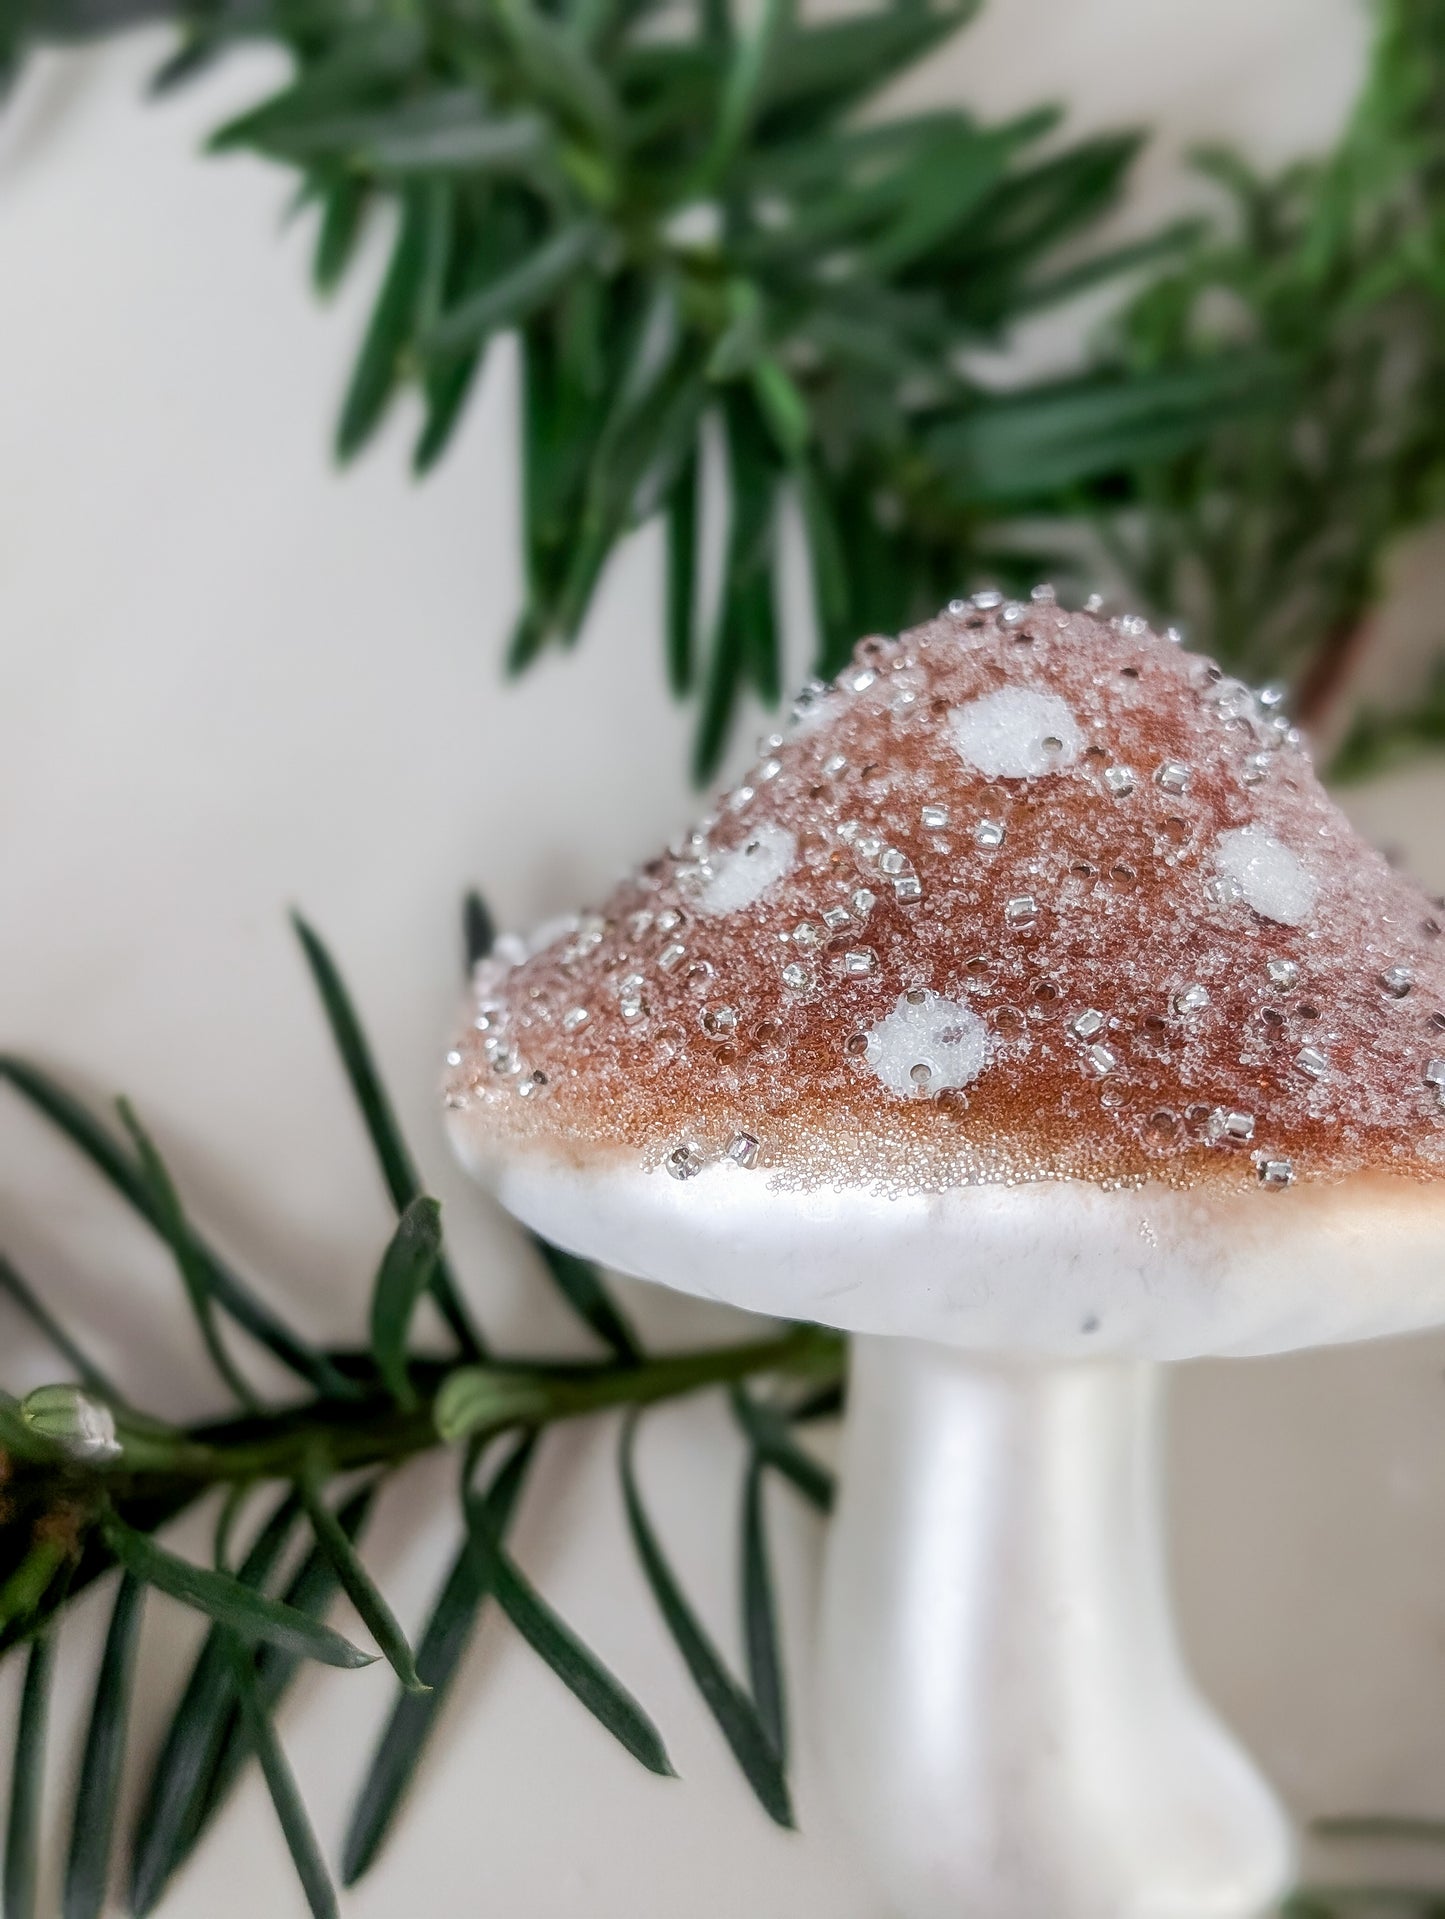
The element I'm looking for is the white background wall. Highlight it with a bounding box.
[5,4,1445,1913]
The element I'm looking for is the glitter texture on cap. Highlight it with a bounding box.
[445,602,1445,1196]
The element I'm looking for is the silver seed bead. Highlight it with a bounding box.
[1258,1158,1295,1188]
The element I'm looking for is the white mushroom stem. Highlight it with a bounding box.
[817,1341,1294,1919]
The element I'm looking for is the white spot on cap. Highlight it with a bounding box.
[694,822,796,917]
[947,687,1083,778]
[862,991,990,1099]
[1214,825,1318,926]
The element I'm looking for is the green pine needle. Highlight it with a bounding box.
[463,1495,675,1777]
[619,1412,794,1829]
[5,1632,54,1919]
[739,1457,786,1767]
[342,1438,534,1886]
[298,1460,427,1692]
[101,1511,376,1670]
[290,912,486,1357]
[63,1574,145,1919]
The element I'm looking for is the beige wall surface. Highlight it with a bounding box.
[5,4,1445,1913]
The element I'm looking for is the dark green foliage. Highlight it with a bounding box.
[0,1056,353,1399]
[117,1099,263,1412]
[7,0,1219,775]
[730,1386,834,1513]
[0,910,847,1915]
[369,1196,444,1409]
[221,1633,339,1919]
[63,1574,144,1919]
[461,886,496,969]
[342,1439,533,1885]
[213,1513,340,1919]
[5,1632,54,1919]
[1076,0,1445,719]
[298,1463,426,1690]
[291,912,485,1356]
[1331,656,1445,783]
[0,1253,116,1400]
[529,1233,641,1364]
[136,1485,377,1911]
[463,1494,675,1775]
[620,1413,794,1828]
[100,1511,376,1669]
[739,1457,785,1764]
[9,0,1445,777]
[129,1490,308,1916]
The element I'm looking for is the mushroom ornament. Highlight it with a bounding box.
[444,592,1445,1919]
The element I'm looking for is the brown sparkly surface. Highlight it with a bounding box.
[445,601,1445,1195]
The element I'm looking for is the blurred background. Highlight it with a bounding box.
[5,1,1445,1912]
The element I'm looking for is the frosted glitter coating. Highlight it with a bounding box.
[444,602,1445,1197]
[947,687,1083,778]
[1214,826,1318,927]
[864,992,990,1098]
[691,820,797,916]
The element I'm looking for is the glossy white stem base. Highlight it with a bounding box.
[817,1342,1294,1919]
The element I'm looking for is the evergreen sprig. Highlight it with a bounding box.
[4,0,1223,777]
[1082,0,1445,734]
[9,1,1445,779]
[7,1,1445,1909]
[0,911,1434,1916]
[0,907,840,1916]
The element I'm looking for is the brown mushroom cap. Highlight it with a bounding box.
[446,597,1445,1197]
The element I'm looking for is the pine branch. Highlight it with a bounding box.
[4,0,1210,777]
[0,907,847,1913]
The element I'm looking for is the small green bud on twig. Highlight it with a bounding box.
[21,1385,121,1463]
